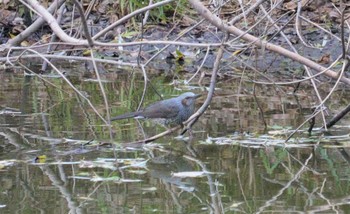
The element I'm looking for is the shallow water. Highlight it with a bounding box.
[1,65,350,213]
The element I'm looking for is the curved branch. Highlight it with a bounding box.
[181,38,226,135]
[8,0,66,46]
[93,0,175,40]
[188,0,350,85]
[21,0,86,45]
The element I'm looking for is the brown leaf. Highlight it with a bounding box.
[283,0,308,10]
[0,9,15,24]
[317,54,330,64]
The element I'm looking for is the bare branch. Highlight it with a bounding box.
[188,0,350,85]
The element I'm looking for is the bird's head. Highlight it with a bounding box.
[179,92,201,107]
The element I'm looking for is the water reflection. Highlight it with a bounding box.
[2,141,350,213]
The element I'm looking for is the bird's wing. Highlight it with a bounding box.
[141,100,179,119]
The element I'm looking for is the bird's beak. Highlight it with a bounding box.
[194,94,201,99]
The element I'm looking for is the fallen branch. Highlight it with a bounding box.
[188,0,350,85]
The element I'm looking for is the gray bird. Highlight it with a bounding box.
[111,92,201,126]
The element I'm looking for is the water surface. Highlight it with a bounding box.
[1,65,350,213]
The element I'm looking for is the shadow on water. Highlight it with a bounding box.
[1,64,350,213]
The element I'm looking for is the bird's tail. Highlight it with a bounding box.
[111,111,140,121]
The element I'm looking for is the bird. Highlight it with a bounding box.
[111,92,201,126]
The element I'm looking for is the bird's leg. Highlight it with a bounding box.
[185,141,198,157]
[135,119,147,139]
[188,127,193,140]
[174,124,188,140]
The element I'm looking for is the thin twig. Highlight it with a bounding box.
[72,0,94,47]
[41,2,66,71]
[256,152,313,213]
[186,46,211,84]
[93,0,174,40]
[299,15,341,41]
[295,0,319,49]
[137,65,148,111]
[15,48,108,124]
[187,0,350,85]
[182,36,228,134]
[8,0,66,46]
[91,50,113,138]
[261,4,328,130]
[123,126,182,145]
[228,0,266,25]
[252,55,342,85]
